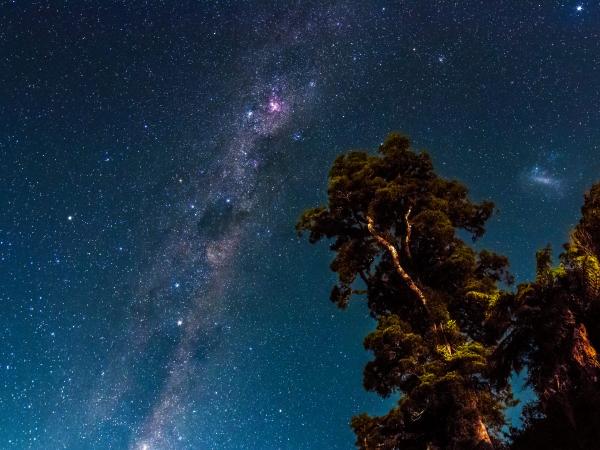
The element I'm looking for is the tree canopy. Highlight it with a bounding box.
[297,132,600,449]
[494,185,600,450]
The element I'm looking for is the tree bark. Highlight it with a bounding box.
[404,206,413,259]
[473,414,494,449]
[572,322,600,379]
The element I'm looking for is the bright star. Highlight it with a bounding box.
[67,215,73,221]
[576,5,583,12]
[177,319,183,326]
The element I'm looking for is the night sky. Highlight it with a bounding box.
[2,1,600,449]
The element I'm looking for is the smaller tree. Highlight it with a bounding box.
[298,133,514,449]
[493,183,600,450]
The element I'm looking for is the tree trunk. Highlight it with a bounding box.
[367,214,494,449]
[473,414,494,450]
[572,322,600,381]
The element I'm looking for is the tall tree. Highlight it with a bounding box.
[493,184,600,450]
[297,133,514,449]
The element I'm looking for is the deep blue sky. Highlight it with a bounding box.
[2,1,600,448]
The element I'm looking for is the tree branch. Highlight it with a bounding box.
[367,214,453,356]
[359,269,370,285]
[404,206,413,259]
[367,215,428,309]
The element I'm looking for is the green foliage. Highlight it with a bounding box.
[297,133,513,449]
[491,183,600,449]
[297,132,600,449]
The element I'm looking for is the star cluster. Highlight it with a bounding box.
[2,1,600,449]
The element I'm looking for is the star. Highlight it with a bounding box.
[576,5,583,12]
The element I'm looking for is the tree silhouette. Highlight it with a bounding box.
[493,184,600,450]
[297,133,514,449]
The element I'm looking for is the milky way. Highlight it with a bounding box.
[131,78,318,448]
[83,10,328,449]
